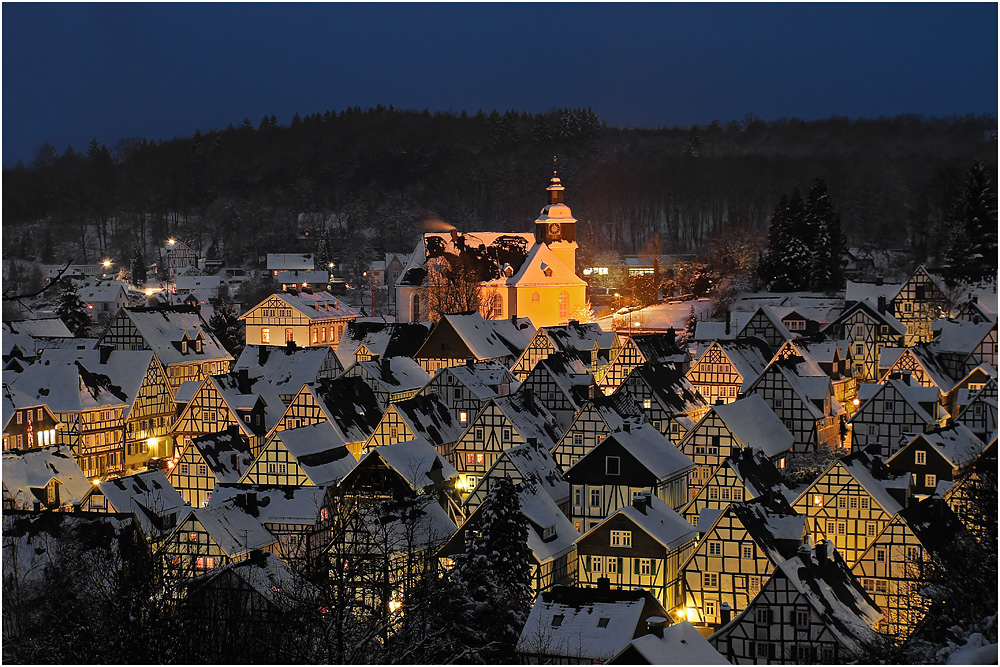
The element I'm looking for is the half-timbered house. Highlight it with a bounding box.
[747,353,846,453]
[678,395,794,499]
[929,318,998,378]
[518,352,596,430]
[462,436,569,514]
[81,470,190,543]
[169,369,284,457]
[881,345,994,418]
[952,295,996,325]
[516,583,671,665]
[772,337,858,416]
[446,390,564,493]
[598,330,687,394]
[679,493,806,628]
[509,321,619,380]
[686,339,769,405]
[161,503,277,582]
[681,448,793,531]
[341,355,431,410]
[887,422,984,495]
[736,306,799,354]
[566,422,694,532]
[709,540,883,664]
[891,265,955,345]
[417,358,518,428]
[411,312,524,373]
[943,448,996,545]
[823,297,907,382]
[233,344,342,405]
[576,492,696,611]
[955,377,998,438]
[160,238,198,279]
[2,397,60,452]
[608,621,729,665]
[441,474,577,593]
[96,306,233,396]
[613,362,709,441]
[552,392,644,471]
[335,320,433,368]
[270,376,382,457]
[240,421,358,487]
[239,290,361,348]
[2,446,92,511]
[790,449,910,566]
[169,427,255,508]
[850,374,943,458]
[362,392,463,456]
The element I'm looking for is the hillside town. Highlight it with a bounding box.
[2,172,997,665]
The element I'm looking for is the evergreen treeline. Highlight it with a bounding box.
[3,107,995,271]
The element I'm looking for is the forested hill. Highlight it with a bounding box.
[3,107,996,271]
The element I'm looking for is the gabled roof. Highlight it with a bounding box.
[618,362,708,415]
[490,437,568,507]
[398,232,535,287]
[212,371,285,432]
[931,318,996,356]
[209,484,328,525]
[738,306,795,343]
[33,348,157,414]
[509,242,587,287]
[335,320,433,367]
[184,504,276,556]
[415,312,517,361]
[9,353,130,413]
[726,447,793,501]
[234,345,340,396]
[597,493,696,551]
[189,428,256,484]
[898,496,977,563]
[898,344,960,390]
[242,290,360,322]
[700,339,770,389]
[487,316,537,358]
[577,423,694,481]
[351,356,430,393]
[187,550,319,609]
[97,470,191,539]
[266,253,314,271]
[575,392,645,432]
[355,438,459,491]
[353,494,458,553]
[310,376,384,443]
[830,449,908,516]
[438,359,519,401]
[827,297,907,334]
[752,357,838,422]
[845,279,903,304]
[544,321,617,355]
[767,541,882,653]
[109,306,233,366]
[2,446,92,508]
[529,352,594,408]
[711,395,795,457]
[490,391,565,451]
[894,423,984,471]
[727,493,805,563]
[268,421,358,485]
[2,319,73,338]
[391,392,464,447]
[612,621,728,665]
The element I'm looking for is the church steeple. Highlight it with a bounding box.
[534,156,578,273]
[547,156,565,205]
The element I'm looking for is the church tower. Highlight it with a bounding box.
[534,157,578,273]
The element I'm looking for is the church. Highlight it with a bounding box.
[395,170,588,328]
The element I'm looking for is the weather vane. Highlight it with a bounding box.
[553,155,558,177]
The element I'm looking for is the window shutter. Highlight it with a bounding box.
[618,557,623,574]
[584,555,591,572]
[768,643,776,660]
[768,609,774,625]
[651,560,657,575]
[634,558,641,575]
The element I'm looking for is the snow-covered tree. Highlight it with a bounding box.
[208,284,244,357]
[806,179,845,291]
[680,305,698,345]
[56,279,92,337]
[943,161,998,287]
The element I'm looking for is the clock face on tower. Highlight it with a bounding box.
[548,222,560,239]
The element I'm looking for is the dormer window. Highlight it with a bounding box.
[180,341,188,354]
[542,524,557,541]
[195,339,203,353]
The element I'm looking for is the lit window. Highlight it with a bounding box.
[925,474,937,488]
[188,532,198,542]
[610,530,631,547]
[915,451,926,465]
[261,328,271,344]
[459,411,468,424]
[709,541,722,556]
[702,572,718,588]
[642,399,651,409]
[813,494,823,507]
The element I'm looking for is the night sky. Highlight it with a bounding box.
[3,2,996,167]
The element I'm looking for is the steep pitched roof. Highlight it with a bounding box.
[187,550,319,609]
[727,493,806,563]
[209,484,329,525]
[352,356,431,393]
[712,395,795,457]
[726,447,794,501]
[335,320,433,367]
[545,321,617,355]
[2,446,92,507]
[392,392,464,447]
[97,470,191,539]
[931,318,996,356]
[580,422,694,481]
[607,493,696,551]
[826,297,907,334]
[312,376,384,443]
[487,316,537,358]
[185,504,276,556]
[492,391,565,450]
[10,353,130,413]
[234,344,340,396]
[111,306,233,366]
[270,421,358,485]
[619,362,708,415]
[440,359,519,401]
[245,290,359,321]
[357,438,459,491]
[189,428,256,484]
[34,348,156,414]
[612,621,728,665]
[895,423,985,471]
[835,449,908,515]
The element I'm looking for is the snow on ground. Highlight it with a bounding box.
[595,298,714,331]
[947,641,997,664]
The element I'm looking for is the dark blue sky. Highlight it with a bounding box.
[3,2,996,167]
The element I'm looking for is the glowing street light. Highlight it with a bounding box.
[102,259,112,268]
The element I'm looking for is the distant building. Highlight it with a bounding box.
[239,291,360,349]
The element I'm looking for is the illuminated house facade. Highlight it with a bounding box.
[239,291,360,349]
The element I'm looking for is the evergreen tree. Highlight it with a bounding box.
[40,229,55,263]
[56,279,92,338]
[452,476,533,663]
[943,161,998,286]
[806,179,842,291]
[131,247,147,286]
[681,305,698,345]
[208,284,244,357]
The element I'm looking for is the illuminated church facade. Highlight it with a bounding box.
[395,172,587,328]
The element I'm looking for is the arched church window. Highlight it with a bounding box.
[413,294,421,321]
[559,291,570,320]
[531,292,540,303]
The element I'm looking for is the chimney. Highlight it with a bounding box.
[877,295,887,314]
[522,386,534,408]
[875,277,884,286]
[665,327,676,348]
[623,421,631,433]
[725,311,731,335]
[720,602,732,626]
[258,345,270,366]
[632,491,651,514]
[645,616,667,639]
[466,356,475,368]
[596,576,611,597]
[568,319,579,326]
[972,295,978,304]
[244,491,258,516]
[99,345,113,365]
[237,368,250,394]
[381,357,390,376]
[527,437,538,449]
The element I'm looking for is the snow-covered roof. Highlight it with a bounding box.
[584,422,694,481]
[10,353,131,413]
[33,348,155,416]
[621,362,708,416]
[173,380,202,405]
[209,484,328,525]
[97,470,191,540]
[440,359,519,401]
[2,319,73,338]
[212,370,285,432]
[932,318,996,356]
[397,232,535,288]
[270,421,358,485]
[492,391,565,451]
[188,550,320,609]
[545,321,617,355]
[353,494,457,553]
[352,356,431,393]
[826,298,906,335]
[234,345,339,396]
[896,423,985,471]
[113,307,233,366]
[307,376,383,443]
[510,242,587,287]
[856,378,937,424]
[442,312,519,360]
[712,395,795,457]
[700,339,769,390]
[614,621,729,665]
[188,428,256,484]
[845,280,902,304]
[725,447,793,502]
[2,446,92,509]
[185,504,276,557]
[529,352,594,408]
[358,438,459,491]
[878,346,906,370]
[727,494,806,563]
[275,270,329,284]
[266,253,314,271]
[79,282,128,304]
[835,450,907,516]
[248,290,359,322]
[335,320,432,367]
[517,586,666,661]
[391,392,464,447]
[500,437,568,506]
[488,316,537,358]
[611,493,696,551]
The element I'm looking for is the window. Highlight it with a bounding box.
[475,428,484,441]
[642,399,651,409]
[390,427,399,439]
[606,456,620,475]
[606,558,618,574]
[849,496,859,510]
[532,292,540,303]
[312,329,319,344]
[638,559,652,576]
[708,486,719,500]
[705,601,717,618]
[574,488,583,507]
[875,579,888,593]
[610,530,632,547]
[720,487,731,501]
[755,608,773,626]
[925,474,937,488]
[749,575,761,592]
[906,546,920,562]
[551,614,564,628]
[862,578,874,591]
[860,497,870,510]
[261,328,271,343]
[590,488,602,507]
[867,522,878,537]
[198,464,207,476]
[709,541,722,556]
[502,428,511,442]
[591,556,603,573]
[597,617,610,628]
[180,464,189,475]
[813,494,823,507]
[875,547,887,563]
[742,544,753,560]
[837,495,847,509]
[320,508,329,522]
[732,487,744,501]
[795,609,809,629]
[459,411,468,424]
[915,451,926,465]
[559,291,569,320]
[16,412,21,425]
[573,432,583,446]
[466,453,476,465]
[188,532,198,542]
[702,572,718,588]
[708,435,720,455]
